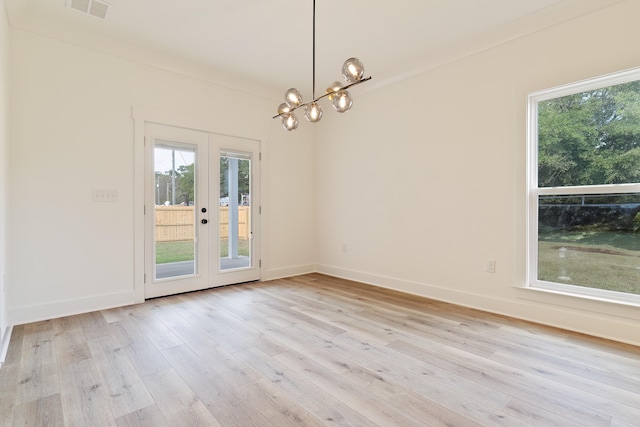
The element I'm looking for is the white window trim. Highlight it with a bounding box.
[514,285,640,321]
[526,67,640,308]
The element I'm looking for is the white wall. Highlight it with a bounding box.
[7,1,640,347]
[316,0,640,346]
[0,0,10,362]
[8,28,316,324]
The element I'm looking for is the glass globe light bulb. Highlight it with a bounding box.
[325,81,343,101]
[281,113,298,131]
[304,102,323,122]
[332,90,353,113]
[284,88,303,107]
[342,58,365,83]
[277,103,291,116]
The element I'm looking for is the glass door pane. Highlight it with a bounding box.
[219,150,251,271]
[154,142,197,280]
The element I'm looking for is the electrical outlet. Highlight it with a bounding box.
[486,260,496,273]
[92,189,118,202]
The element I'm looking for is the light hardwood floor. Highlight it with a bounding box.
[1,273,639,426]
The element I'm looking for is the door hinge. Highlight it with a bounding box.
[259,152,262,161]
[144,273,146,283]
[259,206,262,214]
[259,259,262,268]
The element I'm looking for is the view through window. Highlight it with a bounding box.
[528,70,640,302]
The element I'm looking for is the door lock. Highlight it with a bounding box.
[201,219,208,224]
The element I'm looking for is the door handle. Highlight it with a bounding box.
[201,219,208,224]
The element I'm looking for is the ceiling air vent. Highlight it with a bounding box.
[67,0,111,19]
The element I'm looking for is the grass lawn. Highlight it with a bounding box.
[156,241,194,264]
[219,238,250,258]
[156,239,250,264]
[538,231,640,294]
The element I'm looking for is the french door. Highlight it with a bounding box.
[144,123,260,298]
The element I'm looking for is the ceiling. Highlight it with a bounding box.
[4,0,622,96]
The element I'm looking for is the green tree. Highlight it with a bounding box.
[176,163,194,205]
[155,171,171,205]
[538,80,640,187]
[220,157,250,203]
[155,163,195,205]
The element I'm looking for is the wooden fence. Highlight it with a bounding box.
[155,206,250,242]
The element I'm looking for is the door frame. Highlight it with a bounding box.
[132,107,265,301]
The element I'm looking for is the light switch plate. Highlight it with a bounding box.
[92,189,118,202]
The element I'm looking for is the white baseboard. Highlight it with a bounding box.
[9,290,143,327]
[316,264,640,347]
[0,325,12,366]
[263,264,317,282]
[7,265,318,327]
[316,264,499,308]
[7,266,639,348]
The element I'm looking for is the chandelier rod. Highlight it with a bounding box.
[312,0,316,99]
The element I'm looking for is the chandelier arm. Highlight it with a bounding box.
[340,75,372,91]
[272,76,372,119]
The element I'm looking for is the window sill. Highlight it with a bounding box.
[515,285,640,321]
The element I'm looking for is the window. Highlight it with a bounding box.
[528,68,640,304]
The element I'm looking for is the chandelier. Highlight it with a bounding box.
[273,0,372,131]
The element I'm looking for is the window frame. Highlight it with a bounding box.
[527,67,640,306]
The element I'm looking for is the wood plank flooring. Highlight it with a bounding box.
[1,273,639,426]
